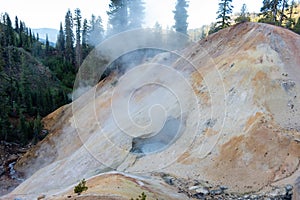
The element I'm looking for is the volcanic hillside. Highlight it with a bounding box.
[4,22,300,199]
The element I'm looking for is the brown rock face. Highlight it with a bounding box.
[4,22,300,199]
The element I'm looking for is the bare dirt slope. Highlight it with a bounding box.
[3,22,300,199]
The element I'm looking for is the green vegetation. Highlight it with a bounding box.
[0,14,69,144]
[173,0,189,35]
[0,7,106,145]
[235,4,251,23]
[258,0,300,30]
[130,192,147,200]
[216,0,234,30]
[74,179,88,194]
[107,0,145,35]
[259,0,288,25]
[191,1,300,39]
[294,17,300,33]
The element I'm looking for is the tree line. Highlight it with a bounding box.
[0,13,69,144]
[209,0,300,34]
[55,0,189,63]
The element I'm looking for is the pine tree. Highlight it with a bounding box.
[29,29,33,47]
[3,13,15,46]
[216,0,233,31]
[65,9,74,64]
[74,8,82,68]
[260,0,282,24]
[15,16,19,32]
[107,0,128,35]
[33,114,42,144]
[56,22,65,56]
[294,17,300,34]
[19,112,28,144]
[32,32,36,41]
[0,44,3,71]
[208,22,218,35]
[153,22,163,44]
[32,32,42,57]
[82,18,89,58]
[21,22,29,49]
[89,15,104,46]
[19,21,23,47]
[235,3,250,23]
[279,0,288,25]
[45,34,50,55]
[173,0,189,34]
[0,76,11,141]
[128,0,145,29]
[0,107,11,141]
[82,19,89,47]
[286,0,296,28]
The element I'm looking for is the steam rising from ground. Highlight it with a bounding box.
[72,28,190,100]
[130,117,183,154]
[69,27,226,172]
[70,28,206,169]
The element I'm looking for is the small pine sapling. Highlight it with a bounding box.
[74,178,88,194]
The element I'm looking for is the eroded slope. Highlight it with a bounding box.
[5,22,300,199]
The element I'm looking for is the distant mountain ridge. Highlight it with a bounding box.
[33,28,58,45]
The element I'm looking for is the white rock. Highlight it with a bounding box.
[195,187,209,195]
[188,185,200,191]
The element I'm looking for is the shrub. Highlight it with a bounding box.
[130,192,147,200]
[74,179,88,194]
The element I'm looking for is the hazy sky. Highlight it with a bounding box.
[0,0,263,30]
